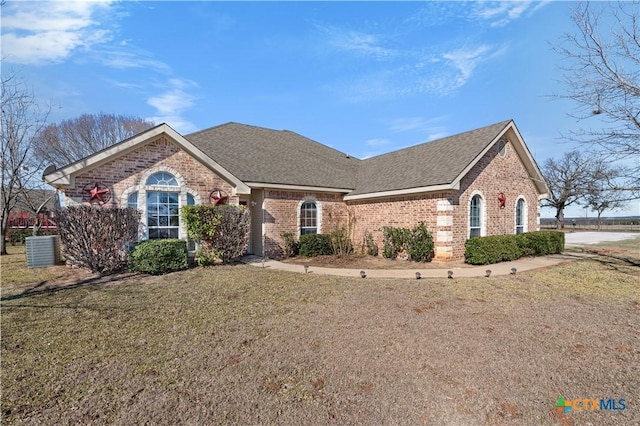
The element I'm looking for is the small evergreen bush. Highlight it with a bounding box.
[465,231,565,265]
[194,246,223,267]
[382,226,408,259]
[516,231,564,256]
[182,205,250,263]
[382,223,434,262]
[129,239,188,274]
[299,234,332,257]
[406,222,434,262]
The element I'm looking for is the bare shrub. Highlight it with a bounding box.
[54,206,140,274]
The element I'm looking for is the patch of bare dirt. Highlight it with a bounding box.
[281,253,472,269]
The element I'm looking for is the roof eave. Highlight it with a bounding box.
[343,182,459,201]
[449,120,549,195]
[246,182,353,194]
[42,123,251,195]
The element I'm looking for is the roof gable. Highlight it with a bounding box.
[43,123,250,194]
[345,120,547,199]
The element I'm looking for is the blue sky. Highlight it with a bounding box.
[2,1,638,218]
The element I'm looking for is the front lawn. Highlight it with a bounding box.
[1,242,638,424]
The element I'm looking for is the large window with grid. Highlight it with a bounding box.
[300,201,318,235]
[145,172,181,239]
[147,192,179,239]
[469,194,483,238]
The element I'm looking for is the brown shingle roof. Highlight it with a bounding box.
[185,122,360,189]
[185,120,513,195]
[349,120,512,196]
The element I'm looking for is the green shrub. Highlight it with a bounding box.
[382,223,434,262]
[194,246,223,267]
[129,239,188,274]
[181,205,221,242]
[465,231,565,265]
[364,230,378,256]
[280,232,299,258]
[517,231,564,256]
[182,205,250,263]
[299,234,332,257]
[382,226,408,259]
[8,229,31,245]
[406,222,434,262]
[329,228,352,256]
[464,235,522,265]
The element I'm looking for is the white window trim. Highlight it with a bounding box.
[296,196,322,238]
[515,196,528,234]
[123,166,200,241]
[468,190,486,238]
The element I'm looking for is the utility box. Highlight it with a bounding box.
[25,235,61,268]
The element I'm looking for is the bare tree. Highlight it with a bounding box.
[1,72,50,255]
[541,150,596,229]
[583,164,629,230]
[34,113,155,168]
[554,1,640,191]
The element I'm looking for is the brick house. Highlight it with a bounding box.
[43,119,548,261]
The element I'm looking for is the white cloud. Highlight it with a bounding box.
[321,25,396,60]
[337,43,505,101]
[471,1,549,28]
[1,1,114,64]
[97,47,171,73]
[147,79,199,133]
[442,45,492,88]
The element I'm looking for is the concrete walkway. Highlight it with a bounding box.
[241,252,594,279]
[564,231,639,246]
[241,231,639,279]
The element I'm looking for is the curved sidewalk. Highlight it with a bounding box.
[241,252,592,279]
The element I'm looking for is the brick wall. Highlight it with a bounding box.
[344,139,540,261]
[66,136,235,206]
[347,193,449,258]
[451,138,540,258]
[262,190,347,258]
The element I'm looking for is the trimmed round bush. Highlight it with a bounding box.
[465,231,565,265]
[129,239,188,275]
[299,234,332,257]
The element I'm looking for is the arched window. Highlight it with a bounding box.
[146,172,178,186]
[516,198,526,234]
[146,172,180,239]
[300,201,318,235]
[469,194,483,238]
[127,192,138,209]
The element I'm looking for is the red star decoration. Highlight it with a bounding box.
[210,189,228,205]
[87,184,110,204]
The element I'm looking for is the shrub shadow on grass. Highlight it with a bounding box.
[0,272,140,303]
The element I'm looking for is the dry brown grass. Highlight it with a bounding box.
[1,242,638,425]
